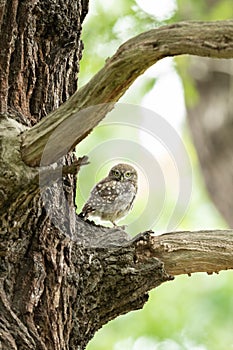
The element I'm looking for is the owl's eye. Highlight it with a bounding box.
[113,170,121,178]
[124,171,131,178]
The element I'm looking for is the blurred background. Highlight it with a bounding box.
[76,0,233,349]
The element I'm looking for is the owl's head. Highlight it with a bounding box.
[109,163,137,183]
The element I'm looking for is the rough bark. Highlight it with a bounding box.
[1,2,233,349]
[0,1,87,349]
[2,202,233,349]
[0,0,87,124]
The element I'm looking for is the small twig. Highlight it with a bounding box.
[62,156,89,176]
[38,156,89,187]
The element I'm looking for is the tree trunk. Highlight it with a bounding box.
[0,1,89,348]
[186,57,233,226]
[1,2,233,349]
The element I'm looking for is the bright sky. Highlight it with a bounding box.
[140,58,186,132]
[136,0,177,20]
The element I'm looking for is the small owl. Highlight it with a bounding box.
[80,163,138,226]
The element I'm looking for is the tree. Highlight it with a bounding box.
[175,0,233,230]
[187,57,233,226]
[1,1,233,349]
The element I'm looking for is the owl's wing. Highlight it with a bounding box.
[94,179,121,201]
[128,191,137,210]
[79,179,118,218]
[125,183,137,212]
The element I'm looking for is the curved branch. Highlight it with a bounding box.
[134,229,233,276]
[21,20,233,166]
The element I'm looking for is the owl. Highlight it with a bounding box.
[80,163,138,226]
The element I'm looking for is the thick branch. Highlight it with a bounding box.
[134,229,233,276]
[74,220,233,276]
[64,224,233,344]
[20,20,233,166]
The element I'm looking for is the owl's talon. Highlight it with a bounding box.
[118,224,127,230]
[111,221,117,227]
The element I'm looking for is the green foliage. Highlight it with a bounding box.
[175,57,199,108]
[209,0,233,20]
[88,272,233,350]
[79,0,157,86]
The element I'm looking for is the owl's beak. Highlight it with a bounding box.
[120,174,124,181]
